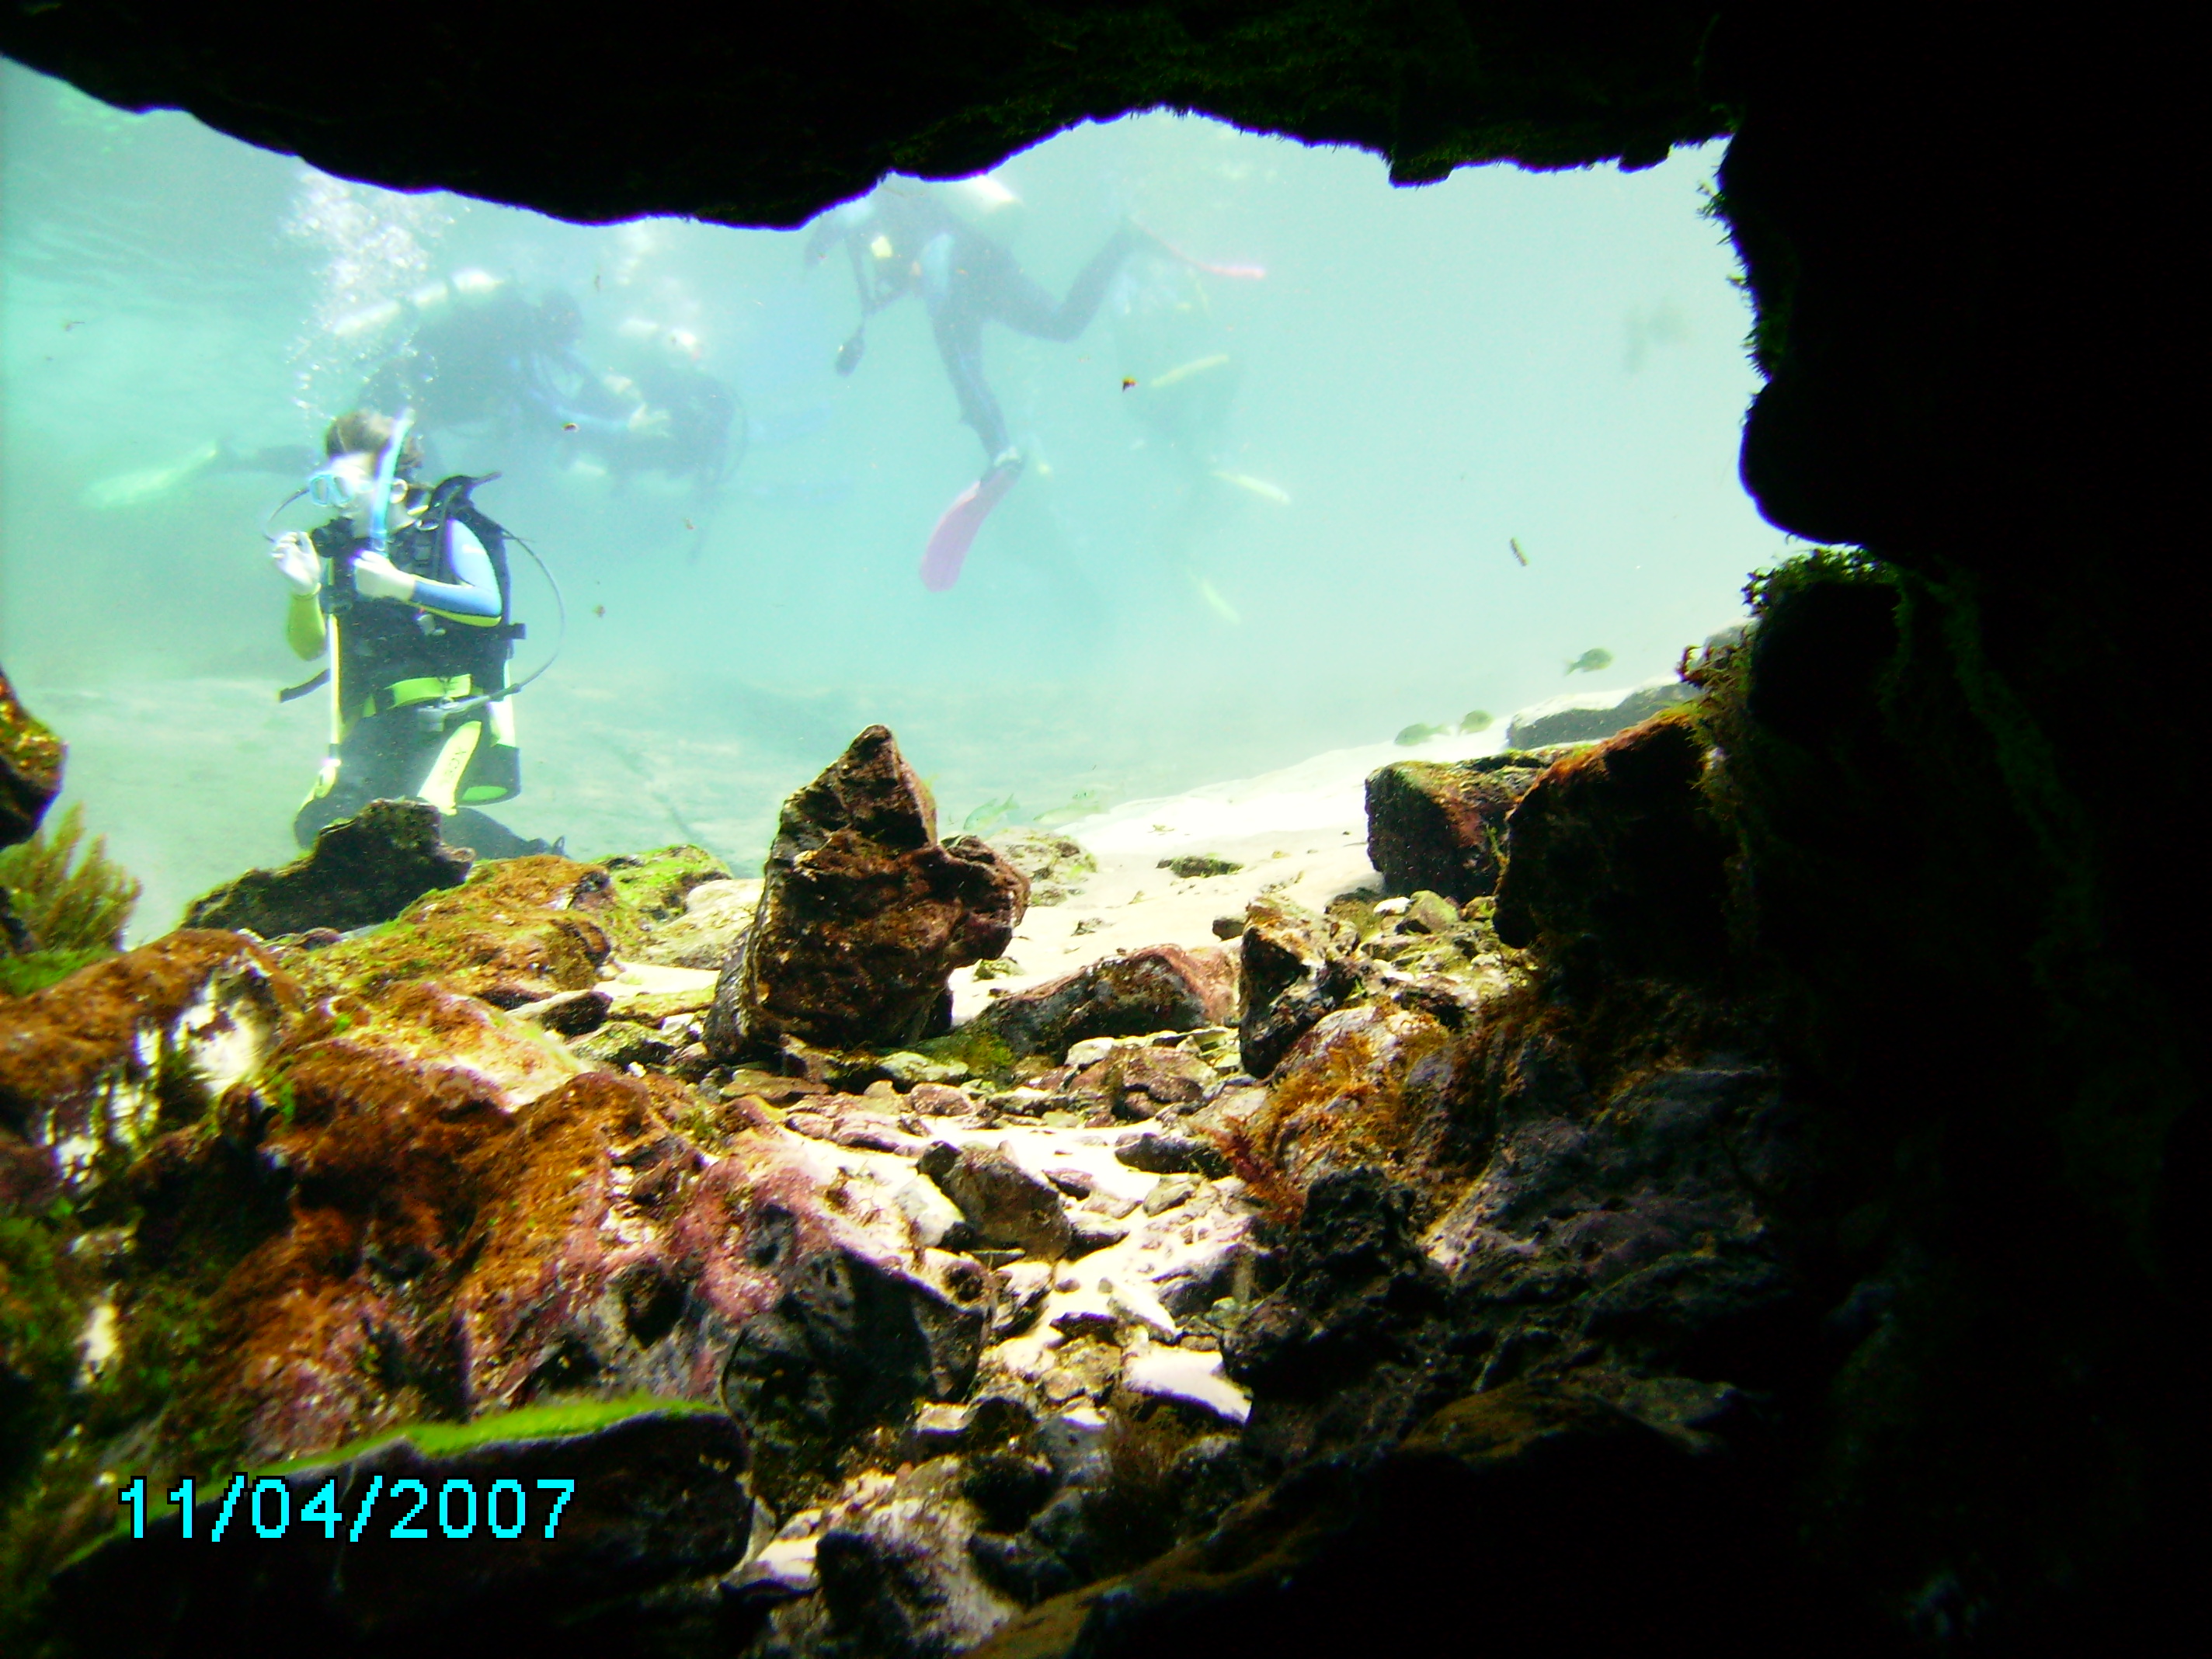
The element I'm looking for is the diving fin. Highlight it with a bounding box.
[920,464,1021,592]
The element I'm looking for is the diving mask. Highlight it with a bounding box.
[304,464,367,510]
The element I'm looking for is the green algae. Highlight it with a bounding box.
[0,804,139,960]
[256,1393,725,1476]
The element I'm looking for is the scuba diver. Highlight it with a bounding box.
[806,181,1152,590]
[356,273,736,492]
[267,409,557,859]
[589,319,743,492]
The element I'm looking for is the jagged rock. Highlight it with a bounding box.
[1424,1061,1816,1389]
[1364,754,1553,903]
[50,1407,754,1657]
[705,726,1028,1058]
[816,1456,1021,1656]
[1237,898,1361,1079]
[1224,1167,1452,1469]
[721,1209,989,1507]
[182,799,473,938]
[970,944,1236,1059]
[0,666,61,850]
[0,930,297,1205]
[1492,715,1731,980]
[1503,679,1699,748]
[988,828,1097,906]
[1254,1000,1475,1195]
[922,1142,1074,1261]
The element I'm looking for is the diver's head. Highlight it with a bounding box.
[312,410,423,527]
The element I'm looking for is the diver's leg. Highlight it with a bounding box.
[290,712,423,847]
[988,224,1143,343]
[930,309,1013,463]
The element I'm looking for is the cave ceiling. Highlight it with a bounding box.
[0,2,1727,227]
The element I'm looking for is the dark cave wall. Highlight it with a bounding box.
[3,2,2200,1644]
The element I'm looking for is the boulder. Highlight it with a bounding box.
[1364,755,1551,902]
[181,799,472,937]
[1502,678,1699,749]
[1236,898,1360,1079]
[921,1142,1074,1260]
[815,1456,1020,1656]
[1492,715,1731,980]
[969,944,1236,1059]
[0,930,298,1206]
[720,1206,990,1506]
[49,1407,754,1657]
[705,726,1027,1057]
[280,854,617,1008]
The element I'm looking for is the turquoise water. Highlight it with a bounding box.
[0,62,1785,934]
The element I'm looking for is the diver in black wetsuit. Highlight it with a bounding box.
[812,183,1142,469]
[356,276,736,491]
[807,183,1146,586]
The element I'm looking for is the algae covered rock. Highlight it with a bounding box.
[988,827,1097,906]
[0,665,62,851]
[285,853,615,1009]
[0,930,298,1206]
[1364,752,1553,903]
[182,798,471,938]
[708,726,1028,1057]
[1492,715,1730,979]
[592,843,740,962]
[969,944,1236,1059]
[1236,896,1360,1079]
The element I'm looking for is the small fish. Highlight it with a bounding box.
[562,422,579,432]
[1211,471,1291,506]
[1147,353,1231,391]
[1564,649,1614,676]
[592,603,607,617]
[1194,576,1241,625]
[683,518,696,530]
[593,272,602,291]
[1459,710,1493,734]
[62,319,85,332]
[1509,537,1529,567]
[1395,722,1450,746]
[1122,377,1137,391]
[962,795,1019,835]
[1034,790,1108,828]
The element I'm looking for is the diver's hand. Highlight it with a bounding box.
[350,551,417,603]
[270,531,319,594]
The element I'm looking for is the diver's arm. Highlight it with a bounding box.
[352,522,502,624]
[285,593,326,659]
[412,521,503,623]
[271,530,327,659]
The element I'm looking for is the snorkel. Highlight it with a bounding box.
[364,409,415,556]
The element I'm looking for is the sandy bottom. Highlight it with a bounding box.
[948,725,1513,1020]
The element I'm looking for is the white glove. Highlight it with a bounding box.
[270,531,319,595]
[350,551,417,603]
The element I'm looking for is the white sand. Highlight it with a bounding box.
[948,725,1515,1019]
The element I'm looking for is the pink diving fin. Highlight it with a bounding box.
[1133,221,1267,282]
[920,464,1021,591]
